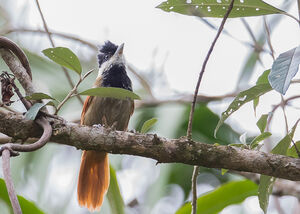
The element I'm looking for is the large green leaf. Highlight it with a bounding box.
[0,178,44,214]
[79,87,141,100]
[107,166,125,214]
[268,46,300,94]
[178,104,241,145]
[42,47,82,74]
[258,121,298,213]
[176,180,257,214]
[157,0,283,18]
[215,83,272,137]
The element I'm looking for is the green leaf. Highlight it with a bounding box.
[287,141,300,158]
[79,87,141,100]
[0,178,44,214]
[157,0,283,18]
[25,93,56,101]
[221,169,228,175]
[258,175,275,214]
[215,84,272,137]
[256,114,269,133]
[256,69,271,85]
[258,121,298,213]
[268,46,300,94]
[107,166,125,214]
[42,47,82,74]
[253,70,271,113]
[140,118,158,133]
[250,132,271,149]
[176,180,257,214]
[25,103,47,120]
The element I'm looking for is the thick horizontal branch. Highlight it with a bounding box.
[0,109,300,181]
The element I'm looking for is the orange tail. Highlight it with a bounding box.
[77,151,110,211]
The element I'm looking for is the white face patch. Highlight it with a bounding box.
[97,53,125,78]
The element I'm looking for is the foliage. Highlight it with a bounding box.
[157,0,283,18]
[176,180,258,214]
[0,179,44,214]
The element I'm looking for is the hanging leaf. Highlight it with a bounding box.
[156,0,283,18]
[176,180,257,214]
[215,83,272,137]
[107,166,125,214]
[0,179,44,214]
[141,118,158,133]
[258,175,275,214]
[25,93,56,101]
[25,103,47,120]
[42,47,82,74]
[79,87,141,100]
[268,46,300,94]
[250,132,271,149]
[253,70,271,112]
[256,114,269,133]
[258,121,298,213]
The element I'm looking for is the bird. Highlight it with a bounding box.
[77,41,134,211]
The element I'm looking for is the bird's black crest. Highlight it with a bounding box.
[97,41,118,66]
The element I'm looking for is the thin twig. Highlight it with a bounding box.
[263,17,275,60]
[34,0,84,105]
[127,64,154,99]
[280,96,289,134]
[191,166,199,214]
[298,0,300,28]
[186,0,235,139]
[2,149,22,214]
[187,1,235,213]
[55,69,94,114]
[240,18,264,65]
[3,28,98,51]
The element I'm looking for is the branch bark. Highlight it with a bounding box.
[1,109,300,181]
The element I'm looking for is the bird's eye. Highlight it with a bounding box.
[104,55,109,60]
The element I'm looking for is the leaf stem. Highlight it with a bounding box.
[55,69,94,114]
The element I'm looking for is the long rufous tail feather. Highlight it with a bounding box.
[77,151,110,211]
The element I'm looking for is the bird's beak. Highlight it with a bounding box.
[114,43,124,57]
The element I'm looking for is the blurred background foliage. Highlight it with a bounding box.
[0,0,299,214]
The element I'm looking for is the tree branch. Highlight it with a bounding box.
[0,109,299,181]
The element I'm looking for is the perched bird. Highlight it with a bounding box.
[77,41,134,211]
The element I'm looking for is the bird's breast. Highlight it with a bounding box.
[82,96,133,131]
